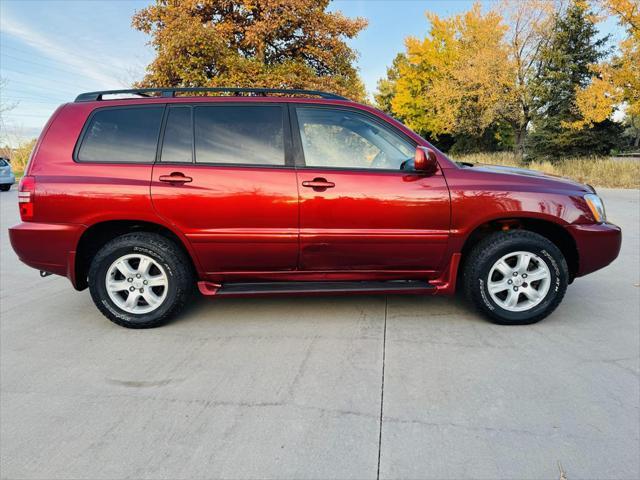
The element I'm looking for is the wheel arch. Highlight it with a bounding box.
[74,219,200,290]
[458,216,579,284]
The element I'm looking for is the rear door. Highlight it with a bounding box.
[151,103,299,274]
[292,104,450,272]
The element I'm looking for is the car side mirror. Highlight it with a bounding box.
[413,147,438,173]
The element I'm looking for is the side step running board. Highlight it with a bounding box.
[198,280,435,297]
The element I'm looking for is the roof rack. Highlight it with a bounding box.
[74,87,348,102]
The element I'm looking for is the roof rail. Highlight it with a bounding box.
[74,87,349,102]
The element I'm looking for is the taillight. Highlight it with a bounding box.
[18,176,35,221]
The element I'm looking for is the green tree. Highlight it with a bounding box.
[572,0,640,148]
[374,53,407,116]
[132,0,368,101]
[527,0,622,159]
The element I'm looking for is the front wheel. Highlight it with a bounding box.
[0,184,11,191]
[88,232,194,328]
[463,230,568,325]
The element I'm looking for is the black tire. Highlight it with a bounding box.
[88,232,194,328]
[0,185,11,191]
[463,230,568,325]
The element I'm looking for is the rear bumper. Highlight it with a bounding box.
[0,173,15,185]
[567,222,622,277]
[8,222,85,284]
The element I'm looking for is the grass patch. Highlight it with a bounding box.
[451,152,640,189]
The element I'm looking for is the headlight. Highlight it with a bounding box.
[584,194,606,223]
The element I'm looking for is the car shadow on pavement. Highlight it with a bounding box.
[170,291,484,329]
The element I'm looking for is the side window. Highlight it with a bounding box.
[161,106,193,163]
[295,107,415,170]
[77,107,163,163]
[194,106,284,165]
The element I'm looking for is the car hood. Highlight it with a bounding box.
[470,164,593,192]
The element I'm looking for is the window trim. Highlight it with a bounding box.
[289,103,418,173]
[73,104,167,165]
[157,102,293,168]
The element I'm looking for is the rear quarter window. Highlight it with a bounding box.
[76,106,164,163]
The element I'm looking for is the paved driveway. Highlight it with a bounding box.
[1,188,638,479]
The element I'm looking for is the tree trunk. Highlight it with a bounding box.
[513,102,530,159]
[514,124,527,159]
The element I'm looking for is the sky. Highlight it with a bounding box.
[0,0,625,144]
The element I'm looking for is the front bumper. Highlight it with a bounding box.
[9,222,85,284]
[567,222,622,277]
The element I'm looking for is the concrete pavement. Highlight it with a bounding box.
[1,187,638,479]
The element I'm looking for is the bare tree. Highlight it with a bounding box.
[500,0,556,156]
[0,77,18,120]
[0,77,19,146]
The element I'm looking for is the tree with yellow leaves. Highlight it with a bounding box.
[390,3,515,149]
[574,0,640,147]
[132,0,368,101]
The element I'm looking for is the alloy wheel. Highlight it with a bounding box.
[105,253,168,314]
[487,251,551,312]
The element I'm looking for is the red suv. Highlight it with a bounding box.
[9,88,621,328]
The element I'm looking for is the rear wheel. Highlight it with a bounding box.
[88,232,194,328]
[463,230,568,325]
[0,185,11,191]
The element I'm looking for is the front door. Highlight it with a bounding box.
[292,105,450,272]
[151,103,299,274]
